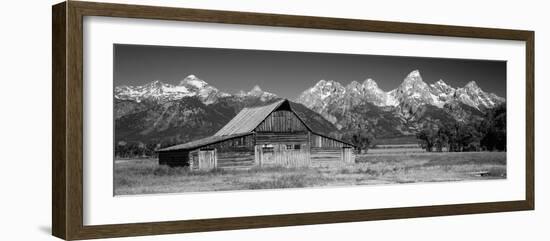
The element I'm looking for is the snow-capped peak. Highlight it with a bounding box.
[295,70,506,128]
[431,79,454,92]
[435,79,448,86]
[179,74,208,89]
[314,80,344,90]
[402,70,425,85]
[391,70,447,110]
[397,70,430,93]
[455,80,503,110]
[363,78,379,88]
[236,84,278,101]
[429,79,456,107]
[408,69,421,78]
[348,78,396,106]
[145,80,165,87]
[298,77,399,110]
[115,80,191,103]
[465,81,480,90]
[313,79,341,89]
[251,85,263,93]
[115,75,230,105]
[348,80,361,89]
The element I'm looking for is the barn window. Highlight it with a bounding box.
[286,144,293,150]
[294,144,301,150]
[262,144,274,153]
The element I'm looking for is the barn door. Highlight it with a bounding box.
[190,151,199,170]
[198,149,217,170]
[342,147,354,163]
[257,144,275,166]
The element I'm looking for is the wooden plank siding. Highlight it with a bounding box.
[159,135,255,169]
[197,150,217,170]
[310,133,351,148]
[310,148,342,162]
[199,135,255,169]
[160,132,354,168]
[190,149,256,170]
[252,108,313,168]
[256,144,311,167]
[255,132,308,145]
[200,135,254,151]
[255,110,308,133]
[342,147,355,163]
[216,151,255,168]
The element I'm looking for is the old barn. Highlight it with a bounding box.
[158,99,355,170]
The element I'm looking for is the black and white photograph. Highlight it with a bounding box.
[113,44,507,195]
[1,0,544,240]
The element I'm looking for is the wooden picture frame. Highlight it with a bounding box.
[52,1,534,240]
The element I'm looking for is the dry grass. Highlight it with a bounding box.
[114,151,506,195]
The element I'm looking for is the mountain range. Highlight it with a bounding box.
[114,70,505,146]
[114,75,334,146]
[296,70,505,136]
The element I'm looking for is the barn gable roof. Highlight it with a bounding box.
[214,99,294,136]
[158,133,251,152]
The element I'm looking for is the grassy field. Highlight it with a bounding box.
[114,151,506,195]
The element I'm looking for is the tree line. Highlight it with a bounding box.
[115,142,159,158]
[115,139,188,158]
[416,104,506,152]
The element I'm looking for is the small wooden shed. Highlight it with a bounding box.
[158,99,355,170]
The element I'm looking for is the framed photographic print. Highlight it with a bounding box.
[52,1,534,240]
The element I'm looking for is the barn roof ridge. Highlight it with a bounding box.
[158,132,252,152]
[214,99,291,136]
[240,99,286,111]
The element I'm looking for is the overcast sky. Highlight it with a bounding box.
[114,44,506,100]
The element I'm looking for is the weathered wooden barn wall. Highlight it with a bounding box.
[255,144,310,167]
[255,132,308,145]
[310,148,341,163]
[342,147,355,163]
[189,149,217,170]
[254,110,309,143]
[189,151,198,169]
[159,135,255,168]
[255,110,308,133]
[310,133,349,148]
[253,109,312,167]
[310,133,354,163]
[200,135,255,169]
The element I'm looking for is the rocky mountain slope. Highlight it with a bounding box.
[296,70,505,137]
